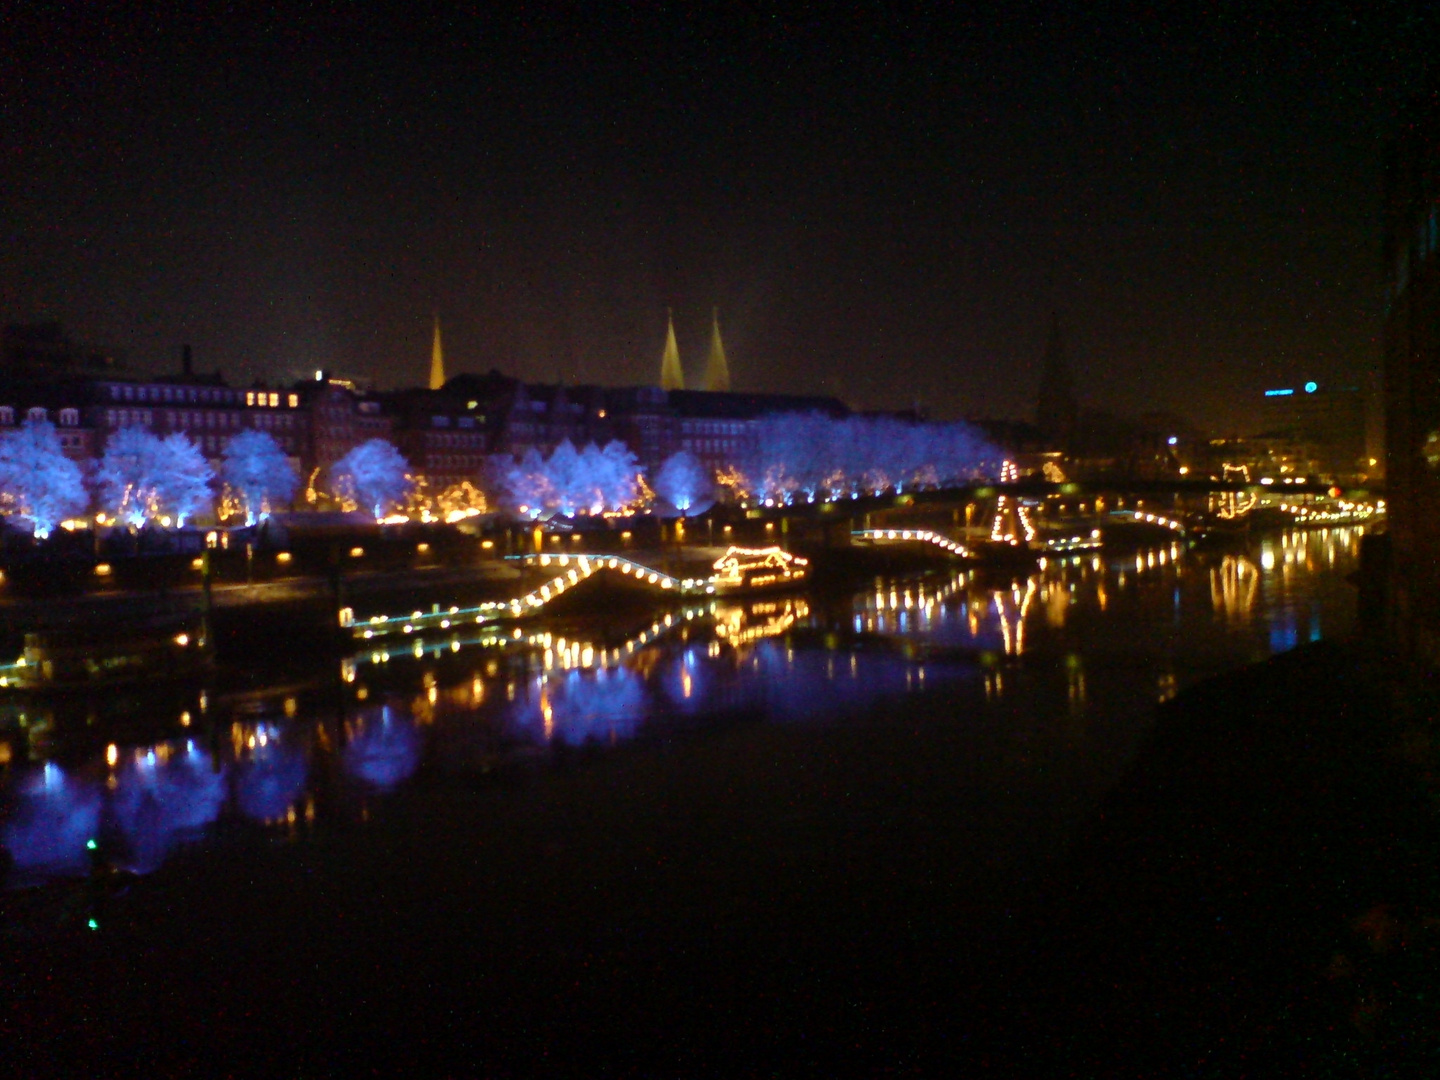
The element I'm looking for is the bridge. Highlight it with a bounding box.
[351,600,714,672]
[736,474,1373,523]
[349,547,810,642]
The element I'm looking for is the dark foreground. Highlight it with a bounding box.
[3,641,1438,1076]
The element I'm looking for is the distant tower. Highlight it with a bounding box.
[1035,314,1077,449]
[659,310,685,390]
[702,307,731,392]
[429,315,446,391]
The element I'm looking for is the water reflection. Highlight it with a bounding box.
[234,730,309,823]
[2,764,102,881]
[343,705,422,791]
[111,742,227,874]
[1211,556,1259,627]
[511,666,647,746]
[2,526,1369,889]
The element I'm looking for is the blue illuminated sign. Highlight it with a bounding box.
[1304,381,1318,393]
[1264,389,1294,397]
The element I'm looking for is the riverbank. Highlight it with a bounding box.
[4,639,1434,1074]
[1022,639,1440,1075]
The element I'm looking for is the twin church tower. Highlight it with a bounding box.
[426,309,731,393]
[659,308,729,392]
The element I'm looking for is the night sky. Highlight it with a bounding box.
[3,3,1434,432]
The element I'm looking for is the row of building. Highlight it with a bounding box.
[0,322,846,494]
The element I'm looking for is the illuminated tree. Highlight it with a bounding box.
[435,480,487,522]
[545,439,585,516]
[575,442,610,514]
[221,429,299,525]
[490,438,641,518]
[491,448,553,518]
[598,440,640,510]
[95,427,215,527]
[738,412,998,502]
[0,418,88,538]
[95,426,166,526]
[331,439,413,520]
[654,450,708,514]
[155,433,215,526]
[570,440,641,513]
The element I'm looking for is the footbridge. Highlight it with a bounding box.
[349,547,810,642]
[740,475,1372,524]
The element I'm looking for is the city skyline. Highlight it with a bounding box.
[4,6,1434,432]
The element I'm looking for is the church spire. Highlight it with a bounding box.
[702,307,730,392]
[659,309,685,390]
[429,314,446,391]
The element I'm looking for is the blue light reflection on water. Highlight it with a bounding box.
[111,743,228,874]
[1,764,102,880]
[235,735,309,823]
[343,705,422,791]
[500,637,967,747]
[1,526,1368,888]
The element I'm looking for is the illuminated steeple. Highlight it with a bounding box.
[659,310,685,390]
[429,315,446,391]
[702,307,730,392]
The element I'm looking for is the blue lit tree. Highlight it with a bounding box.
[599,440,640,510]
[221,429,299,525]
[331,438,413,520]
[0,418,88,538]
[490,448,553,519]
[654,449,709,514]
[574,442,609,514]
[94,426,166,526]
[490,438,642,518]
[545,438,584,516]
[156,433,214,526]
[739,413,998,502]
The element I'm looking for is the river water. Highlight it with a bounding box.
[0,525,1367,890]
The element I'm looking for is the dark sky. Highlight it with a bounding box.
[2,2,1434,432]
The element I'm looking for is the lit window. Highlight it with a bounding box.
[288,393,298,408]
[269,392,279,407]
[246,391,256,406]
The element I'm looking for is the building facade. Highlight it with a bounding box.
[2,327,864,519]
[1383,85,1440,662]
[1259,382,1368,483]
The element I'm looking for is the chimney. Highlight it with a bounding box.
[181,344,193,377]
